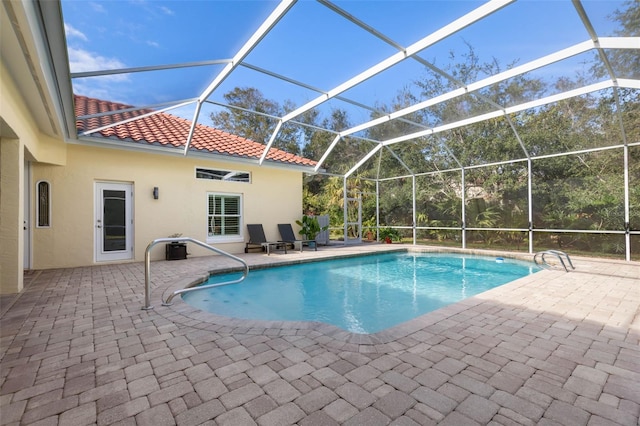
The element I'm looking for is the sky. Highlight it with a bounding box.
[61,0,627,125]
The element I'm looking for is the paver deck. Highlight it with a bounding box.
[1,245,639,425]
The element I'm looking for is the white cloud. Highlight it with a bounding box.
[68,47,128,82]
[146,40,160,48]
[72,82,113,102]
[89,2,106,13]
[64,23,88,42]
[160,6,174,16]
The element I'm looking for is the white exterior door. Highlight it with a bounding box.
[95,182,133,262]
[23,161,31,269]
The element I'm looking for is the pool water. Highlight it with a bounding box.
[182,252,539,334]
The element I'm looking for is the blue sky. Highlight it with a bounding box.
[62,0,625,123]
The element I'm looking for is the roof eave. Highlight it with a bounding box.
[73,136,321,174]
[27,1,76,139]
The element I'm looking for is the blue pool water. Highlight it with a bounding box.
[182,252,539,334]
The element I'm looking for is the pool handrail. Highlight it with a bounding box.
[143,237,249,310]
[533,250,575,272]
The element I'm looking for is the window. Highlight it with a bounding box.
[196,167,250,183]
[207,193,242,242]
[36,181,51,227]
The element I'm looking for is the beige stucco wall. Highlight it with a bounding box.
[0,62,67,167]
[1,59,305,279]
[1,62,66,293]
[0,138,24,293]
[31,143,304,269]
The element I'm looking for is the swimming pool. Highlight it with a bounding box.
[182,252,539,334]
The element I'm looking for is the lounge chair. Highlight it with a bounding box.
[245,224,287,255]
[278,223,317,252]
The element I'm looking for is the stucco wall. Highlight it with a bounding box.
[0,138,24,293]
[1,61,66,293]
[0,62,67,167]
[31,143,304,269]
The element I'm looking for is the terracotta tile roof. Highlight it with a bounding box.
[73,95,317,167]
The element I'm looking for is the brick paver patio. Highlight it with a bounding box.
[1,245,638,425]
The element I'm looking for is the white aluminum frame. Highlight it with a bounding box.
[31,0,640,259]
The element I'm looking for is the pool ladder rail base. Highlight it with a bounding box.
[533,250,575,272]
[142,237,249,310]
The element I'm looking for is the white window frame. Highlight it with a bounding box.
[196,167,251,183]
[36,180,51,228]
[206,192,243,243]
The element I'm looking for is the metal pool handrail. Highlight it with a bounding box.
[143,237,249,310]
[533,250,575,272]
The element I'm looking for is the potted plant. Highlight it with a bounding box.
[364,229,375,241]
[362,217,376,241]
[295,215,328,241]
[379,227,400,244]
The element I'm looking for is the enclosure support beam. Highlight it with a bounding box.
[382,80,615,147]
[385,147,415,176]
[281,0,513,124]
[81,100,195,137]
[376,180,380,242]
[461,168,466,249]
[412,176,417,245]
[315,134,342,172]
[623,144,630,262]
[337,39,596,141]
[573,1,631,262]
[259,120,283,164]
[185,0,296,153]
[345,145,383,178]
[343,177,348,243]
[528,158,534,254]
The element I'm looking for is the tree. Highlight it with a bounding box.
[592,0,639,80]
[209,87,302,154]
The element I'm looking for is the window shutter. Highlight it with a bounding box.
[207,194,241,237]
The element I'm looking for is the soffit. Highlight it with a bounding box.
[1,1,61,138]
